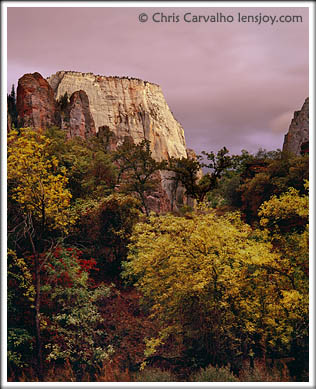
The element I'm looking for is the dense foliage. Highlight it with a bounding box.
[122,190,308,377]
[7,125,309,382]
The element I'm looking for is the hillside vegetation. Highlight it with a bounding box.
[7,126,309,382]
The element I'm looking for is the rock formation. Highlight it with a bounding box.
[17,72,60,130]
[15,70,191,212]
[47,71,187,161]
[61,90,96,138]
[283,98,309,155]
[46,70,189,211]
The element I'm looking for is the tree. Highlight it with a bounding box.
[238,153,308,224]
[41,245,114,380]
[113,138,167,216]
[168,147,232,204]
[70,194,141,279]
[57,91,69,110]
[168,156,201,202]
[44,127,117,201]
[258,184,309,380]
[7,128,75,380]
[7,250,35,375]
[123,210,272,369]
[7,84,18,128]
[123,201,308,376]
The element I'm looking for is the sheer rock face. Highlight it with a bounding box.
[283,98,309,155]
[62,90,96,138]
[16,70,191,212]
[47,71,187,161]
[17,72,60,130]
[47,70,189,212]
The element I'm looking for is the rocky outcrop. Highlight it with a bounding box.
[16,73,96,140]
[283,98,309,155]
[16,70,192,212]
[47,71,187,161]
[17,72,60,130]
[46,70,190,211]
[61,90,96,138]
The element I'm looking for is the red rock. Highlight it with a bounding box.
[16,72,60,130]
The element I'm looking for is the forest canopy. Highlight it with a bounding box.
[7,125,309,382]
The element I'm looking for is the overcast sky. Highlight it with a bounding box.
[7,5,309,156]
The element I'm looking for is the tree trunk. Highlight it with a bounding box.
[35,255,44,381]
[139,192,149,216]
[28,228,44,381]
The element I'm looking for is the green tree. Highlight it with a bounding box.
[238,153,308,224]
[113,138,167,215]
[7,249,35,374]
[168,156,202,202]
[168,147,232,204]
[70,194,141,278]
[44,127,117,200]
[42,246,114,380]
[7,84,18,128]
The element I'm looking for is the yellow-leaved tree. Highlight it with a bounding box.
[258,183,309,379]
[7,128,75,380]
[123,198,308,377]
[123,210,275,369]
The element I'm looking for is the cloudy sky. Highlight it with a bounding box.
[6,4,309,156]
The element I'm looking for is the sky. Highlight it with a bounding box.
[6,4,309,156]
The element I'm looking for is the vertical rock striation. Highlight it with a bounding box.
[47,71,187,161]
[46,70,189,212]
[16,70,191,212]
[61,90,96,138]
[283,98,309,155]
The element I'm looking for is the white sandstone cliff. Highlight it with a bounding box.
[47,71,189,211]
[47,71,187,161]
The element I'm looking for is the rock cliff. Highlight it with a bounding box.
[283,98,309,155]
[47,71,187,161]
[46,71,189,212]
[17,72,60,130]
[16,70,190,212]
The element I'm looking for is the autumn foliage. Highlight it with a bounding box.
[7,127,309,382]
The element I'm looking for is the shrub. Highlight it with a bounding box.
[190,364,239,382]
[135,367,176,382]
[238,359,289,382]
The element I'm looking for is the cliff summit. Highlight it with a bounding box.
[282,98,309,155]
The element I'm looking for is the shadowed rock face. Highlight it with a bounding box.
[16,73,96,140]
[62,90,96,138]
[283,98,309,155]
[17,72,60,130]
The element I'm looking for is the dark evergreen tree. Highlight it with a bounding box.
[7,84,18,128]
[113,138,167,216]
